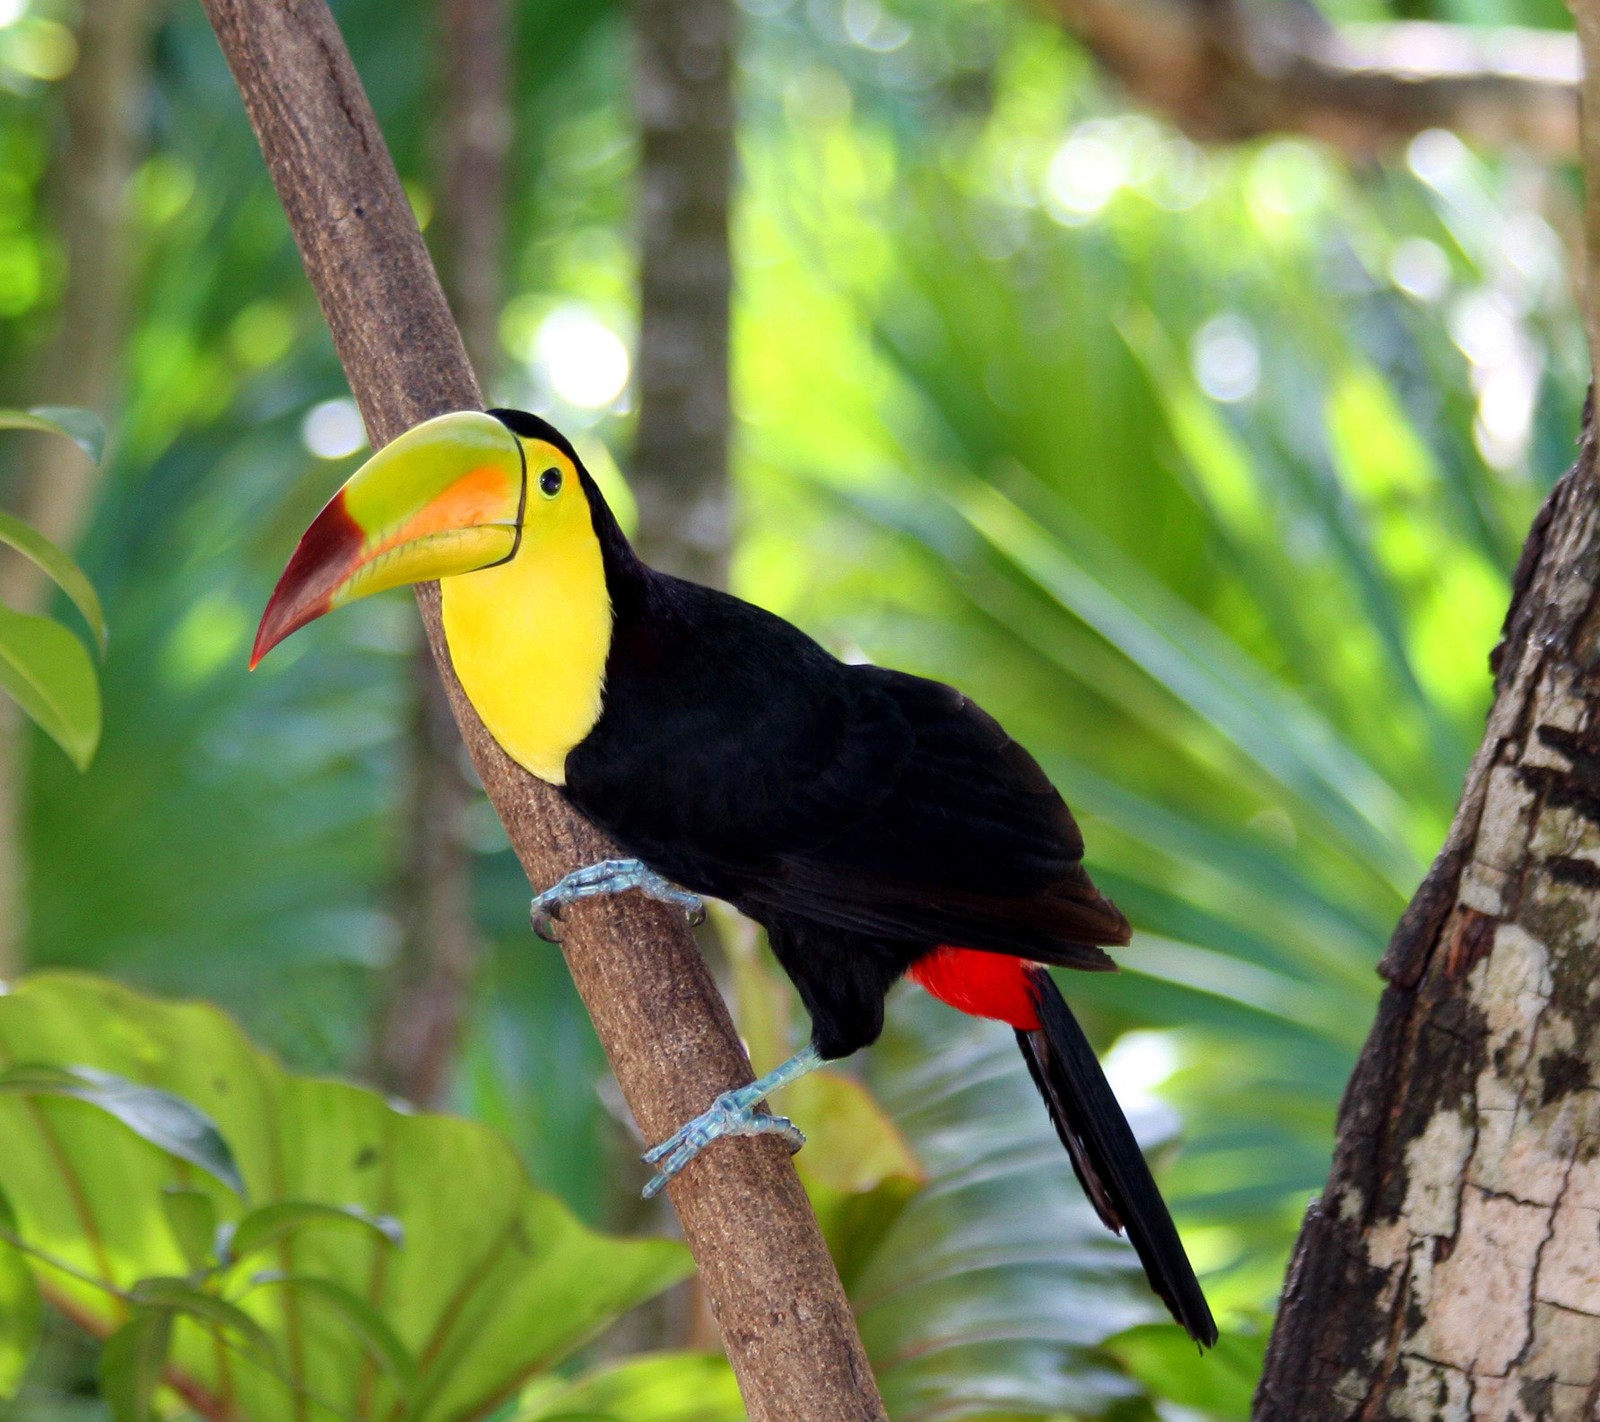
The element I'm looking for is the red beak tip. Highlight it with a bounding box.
[249,617,279,671]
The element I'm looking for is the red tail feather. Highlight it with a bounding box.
[909,945,1041,1030]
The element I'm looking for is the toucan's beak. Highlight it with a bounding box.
[251,409,525,668]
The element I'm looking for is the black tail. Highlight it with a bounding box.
[1017,965,1217,1347]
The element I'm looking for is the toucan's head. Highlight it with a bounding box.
[251,407,589,668]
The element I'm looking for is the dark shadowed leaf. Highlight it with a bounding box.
[161,1188,219,1276]
[224,1200,403,1266]
[0,407,106,465]
[100,1308,174,1422]
[0,1187,39,1400]
[129,1277,279,1367]
[0,1064,246,1196]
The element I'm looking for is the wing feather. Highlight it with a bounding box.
[564,579,1127,965]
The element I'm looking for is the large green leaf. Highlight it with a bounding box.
[244,1274,417,1396]
[516,1353,744,1422]
[0,975,691,1422]
[0,602,101,770]
[0,407,107,466]
[938,476,1420,890]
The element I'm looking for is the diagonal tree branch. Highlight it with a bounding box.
[198,4,886,1418]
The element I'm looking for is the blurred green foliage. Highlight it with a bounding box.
[0,0,1587,1417]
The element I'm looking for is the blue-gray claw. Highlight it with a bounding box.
[529,858,705,943]
[642,1100,806,1199]
[639,1044,825,1199]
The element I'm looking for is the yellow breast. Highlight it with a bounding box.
[439,478,612,785]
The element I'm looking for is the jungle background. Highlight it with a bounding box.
[0,0,1585,1418]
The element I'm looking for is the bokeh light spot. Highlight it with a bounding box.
[0,18,75,81]
[1192,313,1261,404]
[535,306,631,410]
[1389,237,1451,303]
[1045,129,1125,224]
[1104,1030,1181,1115]
[1407,128,1469,188]
[302,399,368,460]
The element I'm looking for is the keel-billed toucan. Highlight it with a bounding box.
[253,407,1217,1346]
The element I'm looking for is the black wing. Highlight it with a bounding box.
[563,576,1127,967]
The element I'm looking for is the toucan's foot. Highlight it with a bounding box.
[640,1044,825,1199]
[530,858,705,941]
[641,1102,805,1200]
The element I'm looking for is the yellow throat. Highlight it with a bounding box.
[439,447,613,785]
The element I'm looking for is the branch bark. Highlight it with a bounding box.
[199,4,886,1418]
[630,0,735,587]
[1045,0,1579,158]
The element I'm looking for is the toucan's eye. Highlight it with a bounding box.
[539,467,563,498]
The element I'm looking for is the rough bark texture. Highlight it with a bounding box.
[1256,413,1600,1420]
[365,0,510,1108]
[199,4,886,1417]
[1048,0,1578,158]
[630,0,735,587]
[0,0,154,974]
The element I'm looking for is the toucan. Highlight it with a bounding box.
[253,407,1217,1346]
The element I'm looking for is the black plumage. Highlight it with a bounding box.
[492,410,1216,1346]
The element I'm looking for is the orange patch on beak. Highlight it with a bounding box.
[370,466,520,563]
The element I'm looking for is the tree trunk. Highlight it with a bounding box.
[1256,412,1600,1419]
[365,0,510,1108]
[0,0,153,974]
[200,5,887,1417]
[629,0,735,588]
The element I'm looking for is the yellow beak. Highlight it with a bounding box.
[251,410,526,667]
